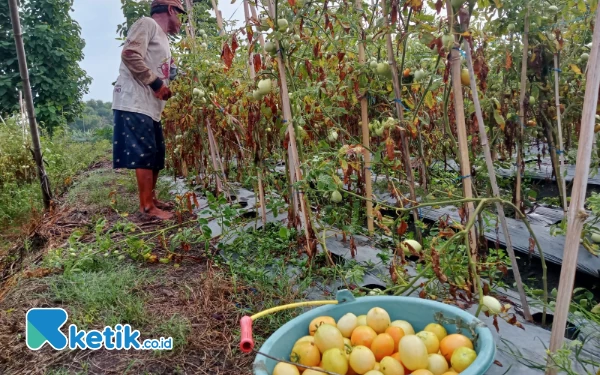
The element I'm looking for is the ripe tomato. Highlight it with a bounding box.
[439,334,474,362]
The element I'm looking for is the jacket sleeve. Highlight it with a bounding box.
[121,18,159,86]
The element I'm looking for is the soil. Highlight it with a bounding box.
[0,159,257,375]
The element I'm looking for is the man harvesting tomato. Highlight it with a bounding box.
[112,0,186,220]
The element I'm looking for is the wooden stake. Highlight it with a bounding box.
[242,0,267,226]
[446,2,477,259]
[546,5,600,374]
[206,118,224,193]
[355,0,374,235]
[248,2,266,51]
[266,0,313,256]
[515,4,530,218]
[8,0,52,210]
[382,1,422,242]
[211,0,224,34]
[460,14,533,322]
[553,53,568,214]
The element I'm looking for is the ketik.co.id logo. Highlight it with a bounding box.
[26,308,172,350]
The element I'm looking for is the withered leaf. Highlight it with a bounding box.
[253,53,262,74]
[435,0,443,14]
[350,236,357,259]
[419,289,427,299]
[221,43,234,70]
[232,35,239,55]
[493,315,500,333]
[494,360,503,367]
[431,247,448,283]
[397,220,408,236]
[529,237,535,254]
[389,264,398,283]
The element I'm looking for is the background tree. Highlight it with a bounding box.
[68,100,113,132]
[0,0,91,133]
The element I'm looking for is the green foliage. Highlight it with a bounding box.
[0,119,110,226]
[46,261,150,329]
[0,0,91,132]
[68,100,113,133]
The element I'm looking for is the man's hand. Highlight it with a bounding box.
[149,78,173,101]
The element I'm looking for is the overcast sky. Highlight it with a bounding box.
[71,0,245,103]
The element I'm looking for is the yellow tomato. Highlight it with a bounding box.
[450,347,477,372]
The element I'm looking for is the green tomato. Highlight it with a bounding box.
[277,18,289,32]
[257,79,272,95]
[414,69,426,81]
[331,190,343,203]
[265,41,277,53]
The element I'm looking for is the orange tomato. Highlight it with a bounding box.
[439,334,474,362]
[371,333,395,361]
[403,68,411,78]
[385,326,406,352]
[351,325,378,348]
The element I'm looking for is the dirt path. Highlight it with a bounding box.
[0,159,258,375]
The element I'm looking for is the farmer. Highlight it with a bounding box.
[111,0,186,220]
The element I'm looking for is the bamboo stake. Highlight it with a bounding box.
[8,0,52,210]
[515,4,530,218]
[184,0,195,36]
[460,13,533,322]
[546,5,600,374]
[248,2,266,50]
[553,53,568,214]
[243,0,267,226]
[382,1,422,242]
[266,0,313,255]
[445,1,477,260]
[206,118,224,193]
[355,0,374,235]
[211,0,224,34]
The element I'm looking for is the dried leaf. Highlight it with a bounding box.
[389,264,398,283]
[397,220,408,236]
[494,360,503,367]
[435,0,443,13]
[505,51,512,69]
[305,59,313,77]
[350,236,357,259]
[528,237,535,254]
[439,227,455,239]
[232,34,239,54]
[570,64,582,75]
[221,43,234,70]
[385,137,395,160]
[253,53,262,74]
[493,315,500,332]
[483,282,490,295]
[419,289,427,299]
[431,248,448,283]
[287,0,295,6]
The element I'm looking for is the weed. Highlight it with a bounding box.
[46,262,151,329]
[152,314,191,352]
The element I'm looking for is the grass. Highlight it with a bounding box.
[46,261,151,330]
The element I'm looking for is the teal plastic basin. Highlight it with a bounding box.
[253,290,496,375]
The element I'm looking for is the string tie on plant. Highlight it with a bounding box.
[452,47,466,58]
[553,68,562,73]
[456,174,471,181]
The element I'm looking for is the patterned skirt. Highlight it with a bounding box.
[112,110,166,171]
